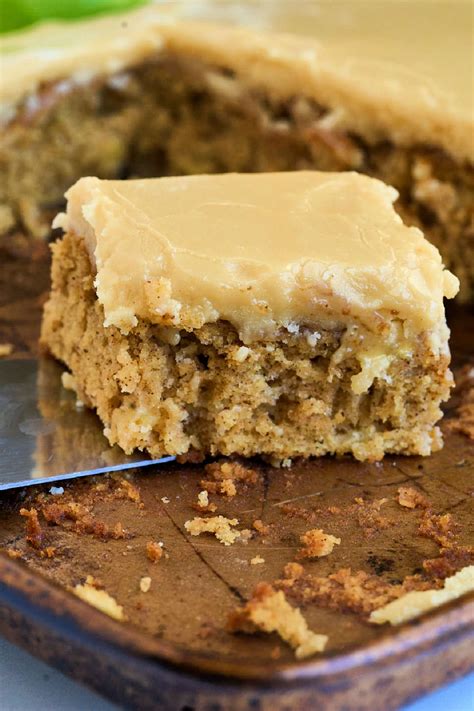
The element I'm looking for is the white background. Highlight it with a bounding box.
[0,635,472,710]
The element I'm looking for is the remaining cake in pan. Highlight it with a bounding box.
[1,3,473,299]
[41,171,459,463]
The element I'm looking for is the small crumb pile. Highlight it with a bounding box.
[185,515,241,546]
[298,528,341,559]
[74,575,124,621]
[228,582,327,659]
[201,460,258,498]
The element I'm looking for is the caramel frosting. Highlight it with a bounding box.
[1,2,472,163]
[55,172,458,344]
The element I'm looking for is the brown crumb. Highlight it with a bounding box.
[277,565,433,616]
[423,545,474,580]
[41,500,128,540]
[112,476,142,506]
[251,555,265,565]
[19,507,43,549]
[146,541,163,562]
[0,343,13,357]
[280,503,318,523]
[227,582,327,659]
[298,528,341,559]
[41,546,56,559]
[5,549,22,560]
[201,460,257,496]
[184,515,240,546]
[397,486,429,509]
[353,497,391,536]
[270,645,282,660]
[253,519,271,536]
[418,511,460,548]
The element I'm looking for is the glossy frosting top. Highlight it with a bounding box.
[55,172,458,343]
[1,2,472,162]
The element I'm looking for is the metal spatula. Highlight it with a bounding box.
[0,359,174,491]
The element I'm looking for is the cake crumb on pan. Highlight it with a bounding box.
[139,576,152,593]
[298,528,341,559]
[193,490,217,513]
[146,540,163,562]
[228,582,327,659]
[370,566,474,625]
[74,575,125,621]
[397,486,429,509]
[185,516,240,546]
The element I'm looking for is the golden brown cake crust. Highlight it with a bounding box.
[41,233,454,463]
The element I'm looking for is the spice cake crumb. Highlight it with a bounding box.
[201,461,257,497]
[185,516,240,546]
[397,486,430,509]
[19,507,43,549]
[253,519,271,536]
[418,511,459,548]
[41,500,128,540]
[193,490,217,513]
[139,576,152,593]
[298,528,341,559]
[146,541,163,562]
[74,575,125,621]
[228,582,327,659]
[239,529,253,544]
[370,566,474,625]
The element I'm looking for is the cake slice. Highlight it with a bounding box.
[41,171,458,463]
[1,4,472,299]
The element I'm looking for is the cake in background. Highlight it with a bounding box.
[0,1,472,299]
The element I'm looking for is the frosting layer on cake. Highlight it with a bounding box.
[56,172,458,342]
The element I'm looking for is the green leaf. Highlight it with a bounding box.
[0,0,147,34]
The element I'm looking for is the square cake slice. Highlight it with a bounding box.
[41,172,459,463]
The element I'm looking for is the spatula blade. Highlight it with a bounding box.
[0,359,174,491]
